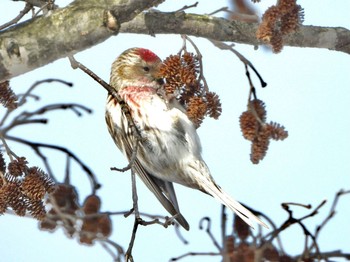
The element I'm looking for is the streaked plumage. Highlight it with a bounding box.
[105,48,267,230]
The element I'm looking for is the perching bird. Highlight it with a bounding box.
[105,47,267,230]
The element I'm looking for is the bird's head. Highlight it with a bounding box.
[110,48,163,91]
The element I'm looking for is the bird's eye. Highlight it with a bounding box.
[143,66,150,72]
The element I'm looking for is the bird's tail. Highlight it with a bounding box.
[198,176,268,228]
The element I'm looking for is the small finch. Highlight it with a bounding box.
[105,48,267,230]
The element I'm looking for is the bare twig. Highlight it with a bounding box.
[264,200,326,260]
[310,189,350,251]
[99,239,125,262]
[199,217,221,251]
[175,2,198,13]
[207,6,229,16]
[125,170,140,261]
[125,217,139,262]
[181,35,210,93]
[210,40,267,88]
[175,224,189,245]
[2,104,91,134]
[0,2,33,31]
[69,55,142,172]
[18,79,73,106]
[170,251,220,261]
[4,135,100,191]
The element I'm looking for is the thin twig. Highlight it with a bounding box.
[170,251,221,261]
[64,154,71,184]
[18,79,73,106]
[125,218,139,262]
[207,6,229,16]
[221,205,229,262]
[99,239,124,262]
[0,135,17,161]
[69,55,142,173]
[181,35,210,92]
[4,135,100,190]
[310,189,350,251]
[199,217,221,251]
[174,224,189,245]
[210,40,267,88]
[0,2,33,31]
[175,2,198,13]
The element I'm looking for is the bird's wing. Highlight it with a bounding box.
[131,159,189,230]
[105,106,189,230]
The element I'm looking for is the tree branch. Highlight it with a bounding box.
[1,1,349,82]
[120,12,350,54]
[0,0,164,81]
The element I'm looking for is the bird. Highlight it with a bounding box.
[105,47,267,230]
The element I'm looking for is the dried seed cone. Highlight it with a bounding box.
[49,184,79,214]
[22,173,47,200]
[266,122,289,140]
[159,55,182,94]
[0,189,7,214]
[82,217,99,234]
[256,6,279,42]
[250,127,270,164]
[1,177,23,214]
[235,242,255,262]
[270,34,284,53]
[22,167,55,200]
[28,200,46,220]
[83,194,101,215]
[234,215,250,241]
[225,235,235,256]
[0,80,18,109]
[186,96,207,128]
[256,0,303,53]
[206,92,222,119]
[159,52,221,127]
[250,99,266,122]
[8,157,27,177]
[39,217,57,231]
[239,111,258,141]
[98,214,112,237]
[262,245,280,261]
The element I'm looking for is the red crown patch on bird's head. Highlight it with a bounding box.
[136,48,159,63]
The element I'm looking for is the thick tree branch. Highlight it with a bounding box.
[0,0,164,81]
[0,1,349,82]
[120,12,350,54]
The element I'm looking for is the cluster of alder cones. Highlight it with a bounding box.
[225,216,295,262]
[256,0,304,52]
[239,99,288,164]
[159,52,222,128]
[40,185,112,245]
[160,52,288,164]
[0,155,54,219]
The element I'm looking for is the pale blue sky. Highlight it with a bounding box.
[1,1,349,261]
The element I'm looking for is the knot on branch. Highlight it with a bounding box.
[103,10,120,33]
